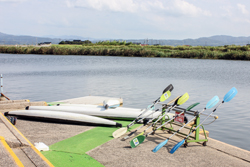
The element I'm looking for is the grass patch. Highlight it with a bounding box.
[1,44,250,60]
[42,120,141,167]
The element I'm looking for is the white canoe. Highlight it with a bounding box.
[7,110,122,127]
[26,106,174,120]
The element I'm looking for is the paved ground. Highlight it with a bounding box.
[1,96,250,167]
[15,119,95,146]
[87,125,250,167]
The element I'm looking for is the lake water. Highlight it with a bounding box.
[0,54,250,151]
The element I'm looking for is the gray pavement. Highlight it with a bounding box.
[87,125,250,167]
[1,96,250,167]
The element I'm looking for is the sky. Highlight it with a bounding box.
[0,0,250,40]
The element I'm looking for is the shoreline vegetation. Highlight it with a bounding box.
[0,41,250,60]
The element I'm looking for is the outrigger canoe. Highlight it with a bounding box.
[26,106,175,120]
[6,110,122,127]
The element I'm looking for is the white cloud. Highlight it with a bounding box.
[0,0,27,2]
[237,3,249,14]
[66,0,211,17]
[66,0,140,12]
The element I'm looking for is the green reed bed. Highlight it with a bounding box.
[0,44,250,60]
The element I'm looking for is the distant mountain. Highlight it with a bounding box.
[126,35,250,46]
[41,35,96,41]
[0,32,249,46]
[0,32,61,45]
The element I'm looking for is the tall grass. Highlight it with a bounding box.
[0,44,250,60]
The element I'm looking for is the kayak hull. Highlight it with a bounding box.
[27,106,174,120]
[7,110,122,127]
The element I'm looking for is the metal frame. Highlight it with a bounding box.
[155,105,208,146]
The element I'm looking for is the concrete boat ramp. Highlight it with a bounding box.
[1,96,250,167]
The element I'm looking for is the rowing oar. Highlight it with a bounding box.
[170,87,238,154]
[146,102,199,139]
[153,95,220,153]
[122,96,180,141]
[112,84,174,138]
[150,102,200,152]
[130,92,189,148]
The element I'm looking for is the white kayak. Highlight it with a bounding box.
[26,106,175,120]
[7,110,122,127]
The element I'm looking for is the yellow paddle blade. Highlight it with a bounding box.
[160,91,171,102]
[177,92,189,106]
[167,96,181,105]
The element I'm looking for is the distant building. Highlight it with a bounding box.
[140,44,148,46]
[38,42,51,45]
[73,40,81,42]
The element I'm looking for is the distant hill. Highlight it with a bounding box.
[126,35,250,46]
[0,32,61,45]
[0,32,249,46]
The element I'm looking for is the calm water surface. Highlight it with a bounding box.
[0,54,250,151]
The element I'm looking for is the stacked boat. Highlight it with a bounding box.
[5,84,177,127]
[5,100,174,127]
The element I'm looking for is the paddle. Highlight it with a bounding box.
[153,96,220,153]
[145,101,198,139]
[122,96,180,141]
[127,84,173,128]
[151,102,200,144]
[112,84,173,138]
[130,92,189,148]
[170,87,238,154]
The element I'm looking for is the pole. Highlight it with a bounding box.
[0,74,3,96]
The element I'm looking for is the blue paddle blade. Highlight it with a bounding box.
[206,96,219,109]
[170,139,185,154]
[223,87,238,102]
[152,139,169,153]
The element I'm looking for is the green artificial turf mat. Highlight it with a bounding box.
[42,120,141,167]
[49,120,140,153]
[42,151,103,167]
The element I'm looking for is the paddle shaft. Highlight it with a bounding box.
[167,108,206,140]
[185,102,223,140]
[145,104,181,137]
[136,109,160,123]
[137,109,170,135]
[153,110,186,132]
[142,105,177,136]
[127,95,163,128]
[123,99,177,140]
[123,110,160,140]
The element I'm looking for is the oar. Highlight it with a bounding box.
[153,96,220,153]
[127,84,173,128]
[145,93,189,137]
[170,87,238,154]
[122,96,180,141]
[112,84,173,138]
[130,92,189,148]
[146,102,198,138]
[150,102,199,148]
